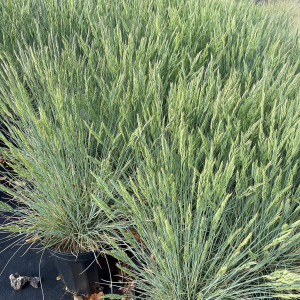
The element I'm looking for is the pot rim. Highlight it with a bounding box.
[47,247,100,260]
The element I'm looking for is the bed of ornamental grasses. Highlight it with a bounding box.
[0,0,299,299]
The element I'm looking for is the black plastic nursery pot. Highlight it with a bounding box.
[47,248,113,296]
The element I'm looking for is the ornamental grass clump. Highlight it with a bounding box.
[92,0,300,299]
[0,45,128,252]
[0,0,169,252]
[0,0,299,297]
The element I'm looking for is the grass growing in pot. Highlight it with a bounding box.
[0,0,169,253]
[92,0,300,298]
[0,0,243,252]
[0,0,299,297]
[0,0,225,253]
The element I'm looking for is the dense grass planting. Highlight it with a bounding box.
[94,0,300,299]
[0,0,166,252]
[0,0,299,298]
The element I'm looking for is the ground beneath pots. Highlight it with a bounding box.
[0,236,74,300]
[0,190,74,300]
[0,188,127,300]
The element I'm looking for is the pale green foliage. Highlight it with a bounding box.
[0,0,164,252]
[0,0,299,298]
[92,0,300,299]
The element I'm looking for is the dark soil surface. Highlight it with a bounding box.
[0,189,73,300]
